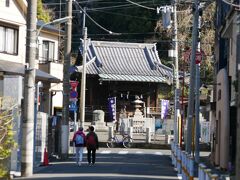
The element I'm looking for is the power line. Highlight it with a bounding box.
[88,9,158,21]
[46,2,155,11]
[43,0,156,6]
[73,1,121,35]
[222,0,240,9]
[72,32,161,36]
[125,0,156,10]
[86,3,135,10]
[43,0,109,6]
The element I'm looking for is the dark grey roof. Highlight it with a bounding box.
[37,20,64,34]
[0,60,60,83]
[80,40,173,84]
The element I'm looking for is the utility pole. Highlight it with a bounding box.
[194,6,202,162]
[61,0,72,159]
[235,13,240,180]
[79,27,87,128]
[186,0,199,154]
[78,4,86,129]
[21,0,37,177]
[173,0,180,145]
[157,2,180,145]
[82,7,86,36]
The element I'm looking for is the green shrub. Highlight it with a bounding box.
[0,99,16,179]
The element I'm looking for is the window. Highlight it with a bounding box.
[6,0,10,7]
[0,25,18,55]
[218,89,221,101]
[42,41,55,63]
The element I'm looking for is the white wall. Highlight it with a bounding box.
[222,11,239,105]
[52,91,63,113]
[0,0,64,115]
[50,61,63,114]
[0,1,26,24]
[37,32,60,65]
[228,13,238,105]
[0,0,26,64]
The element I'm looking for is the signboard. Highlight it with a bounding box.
[108,97,116,122]
[161,99,169,119]
[183,49,205,64]
[69,101,77,112]
[70,90,78,99]
[195,51,202,64]
[70,81,78,89]
[69,81,78,102]
[200,121,210,143]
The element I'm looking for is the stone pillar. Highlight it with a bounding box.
[146,127,151,143]
[92,110,108,131]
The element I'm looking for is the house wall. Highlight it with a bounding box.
[0,1,63,116]
[37,32,60,64]
[0,0,26,64]
[0,1,26,24]
[227,12,239,106]
[37,62,63,115]
[212,1,239,169]
[50,63,63,115]
[216,68,230,169]
[37,30,63,115]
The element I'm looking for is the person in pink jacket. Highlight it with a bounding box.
[72,127,86,166]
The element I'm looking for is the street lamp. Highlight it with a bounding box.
[79,27,88,129]
[36,16,72,62]
[35,16,72,160]
[36,16,72,37]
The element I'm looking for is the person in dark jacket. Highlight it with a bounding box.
[72,127,86,166]
[86,126,99,166]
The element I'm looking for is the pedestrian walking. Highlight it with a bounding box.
[72,127,86,166]
[86,126,99,166]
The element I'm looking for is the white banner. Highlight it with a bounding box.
[200,121,210,143]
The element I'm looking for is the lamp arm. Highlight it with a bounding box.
[37,22,53,37]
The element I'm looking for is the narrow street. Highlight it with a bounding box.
[15,148,179,180]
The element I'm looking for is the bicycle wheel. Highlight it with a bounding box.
[123,136,133,148]
[106,138,116,148]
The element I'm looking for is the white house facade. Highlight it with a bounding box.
[0,0,63,175]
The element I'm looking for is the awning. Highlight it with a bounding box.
[0,60,60,83]
[99,73,172,84]
[35,69,61,83]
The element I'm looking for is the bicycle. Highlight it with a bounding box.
[106,133,133,148]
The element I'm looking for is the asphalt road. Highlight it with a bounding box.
[16,148,180,180]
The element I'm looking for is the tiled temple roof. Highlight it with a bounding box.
[79,40,173,84]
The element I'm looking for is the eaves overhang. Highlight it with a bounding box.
[99,73,172,84]
[0,60,60,83]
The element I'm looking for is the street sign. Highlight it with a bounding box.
[70,81,78,90]
[69,81,79,102]
[70,90,78,99]
[183,49,204,64]
[69,101,77,111]
[195,51,202,64]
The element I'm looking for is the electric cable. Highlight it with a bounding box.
[88,9,158,21]
[73,1,121,35]
[125,0,156,10]
[222,0,240,9]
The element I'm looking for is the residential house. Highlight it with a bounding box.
[0,0,61,110]
[0,0,63,175]
[211,0,240,170]
[36,20,64,115]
